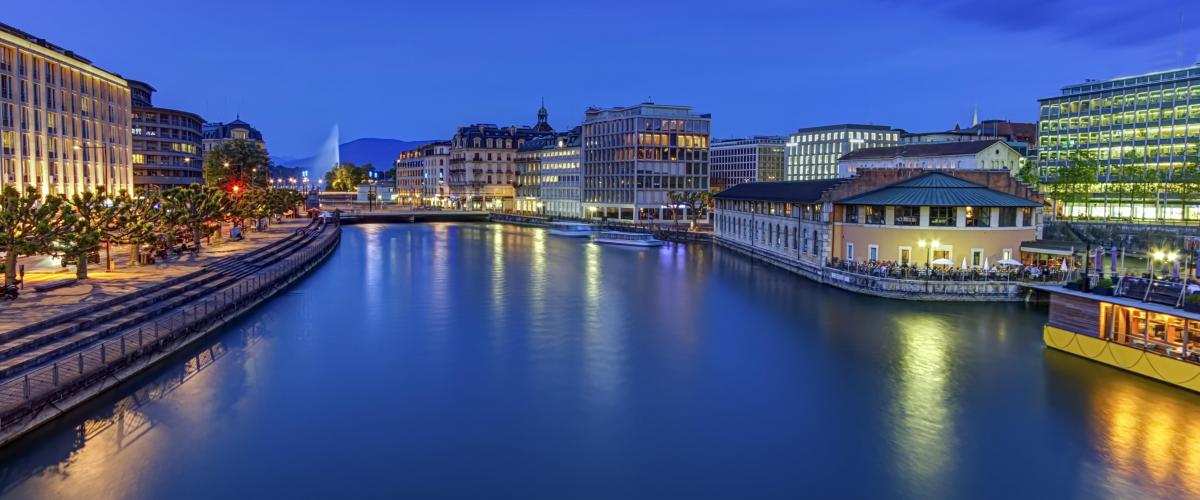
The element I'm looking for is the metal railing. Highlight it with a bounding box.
[0,224,341,425]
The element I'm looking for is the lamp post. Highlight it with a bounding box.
[918,239,940,267]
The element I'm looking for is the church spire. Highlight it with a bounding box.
[534,98,553,133]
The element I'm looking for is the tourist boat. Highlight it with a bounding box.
[546,222,596,238]
[591,231,664,247]
[1035,278,1200,392]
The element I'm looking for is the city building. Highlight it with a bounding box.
[539,127,582,218]
[515,134,555,214]
[128,80,204,191]
[420,141,451,204]
[0,22,134,196]
[902,119,1037,158]
[714,169,1042,270]
[447,104,553,210]
[837,140,1023,177]
[709,136,785,191]
[395,147,425,206]
[785,124,899,181]
[1037,64,1200,221]
[581,102,711,222]
[202,116,265,153]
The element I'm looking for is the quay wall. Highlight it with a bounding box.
[488,213,712,243]
[0,225,342,447]
[715,236,1033,302]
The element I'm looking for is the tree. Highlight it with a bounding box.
[204,139,271,189]
[323,162,374,191]
[1016,159,1040,189]
[666,191,684,227]
[113,192,163,267]
[58,190,110,280]
[164,185,227,252]
[0,186,67,284]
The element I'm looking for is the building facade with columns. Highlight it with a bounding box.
[0,22,134,196]
[447,104,553,210]
[129,80,204,191]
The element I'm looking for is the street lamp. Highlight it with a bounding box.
[918,239,940,267]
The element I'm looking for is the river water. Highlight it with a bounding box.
[1,223,1199,499]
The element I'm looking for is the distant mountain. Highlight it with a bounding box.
[273,138,437,176]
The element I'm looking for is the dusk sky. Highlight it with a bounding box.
[8,0,1197,159]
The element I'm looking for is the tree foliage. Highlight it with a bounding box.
[323,162,375,191]
[0,186,67,283]
[204,139,271,188]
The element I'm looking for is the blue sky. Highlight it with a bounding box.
[7,0,1198,158]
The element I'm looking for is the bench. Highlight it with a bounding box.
[32,279,78,293]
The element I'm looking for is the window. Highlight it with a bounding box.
[899,246,912,266]
[1021,207,1034,226]
[1002,248,1012,261]
[966,206,990,227]
[999,207,1017,227]
[865,206,885,224]
[847,243,855,261]
[868,245,879,262]
[929,206,956,226]
[894,206,919,226]
[971,248,983,267]
[845,206,858,223]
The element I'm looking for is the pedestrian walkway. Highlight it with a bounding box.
[0,219,308,334]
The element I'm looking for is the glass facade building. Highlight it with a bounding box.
[581,103,710,222]
[785,124,899,181]
[1037,64,1200,221]
[710,136,785,191]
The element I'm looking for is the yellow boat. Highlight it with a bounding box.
[1036,282,1200,392]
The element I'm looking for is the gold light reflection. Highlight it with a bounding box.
[490,225,506,327]
[1091,379,1200,497]
[891,314,955,495]
[529,229,546,324]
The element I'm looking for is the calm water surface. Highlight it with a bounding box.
[1,223,1199,499]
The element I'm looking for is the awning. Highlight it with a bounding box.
[1020,245,1073,256]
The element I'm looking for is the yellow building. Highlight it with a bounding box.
[0,22,133,196]
[834,173,1041,267]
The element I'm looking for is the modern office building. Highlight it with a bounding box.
[1038,64,1200,220]
[710,136,785,191]
[539,127,582,218]
[837,140,1023,177]
[202,117,266,153]
[0,22,134,196]
[128,80,204,191]
[785,124,899,181]
[581,102,711,222]
[395,147,426,206]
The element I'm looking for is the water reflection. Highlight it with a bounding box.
[3,224,1200,499]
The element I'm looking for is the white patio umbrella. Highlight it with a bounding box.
[931,258,955,266]
[983,257,990,271]
[961,257,968,270]
[1060,259,1068,272]
[997,258,1022,266]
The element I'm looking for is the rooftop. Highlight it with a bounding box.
[835,172,1042,207]
[714,179,844,203]
[793,124,896,135]
[1049,63,1200,98]
[839,140,1007,161]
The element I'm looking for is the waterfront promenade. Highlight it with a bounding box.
[0,217,340,445]
[0,220,308,335]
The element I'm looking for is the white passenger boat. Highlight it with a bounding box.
[546,222,596,238]
[591,231,664,247]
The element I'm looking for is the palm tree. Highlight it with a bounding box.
[0,186,67,284]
